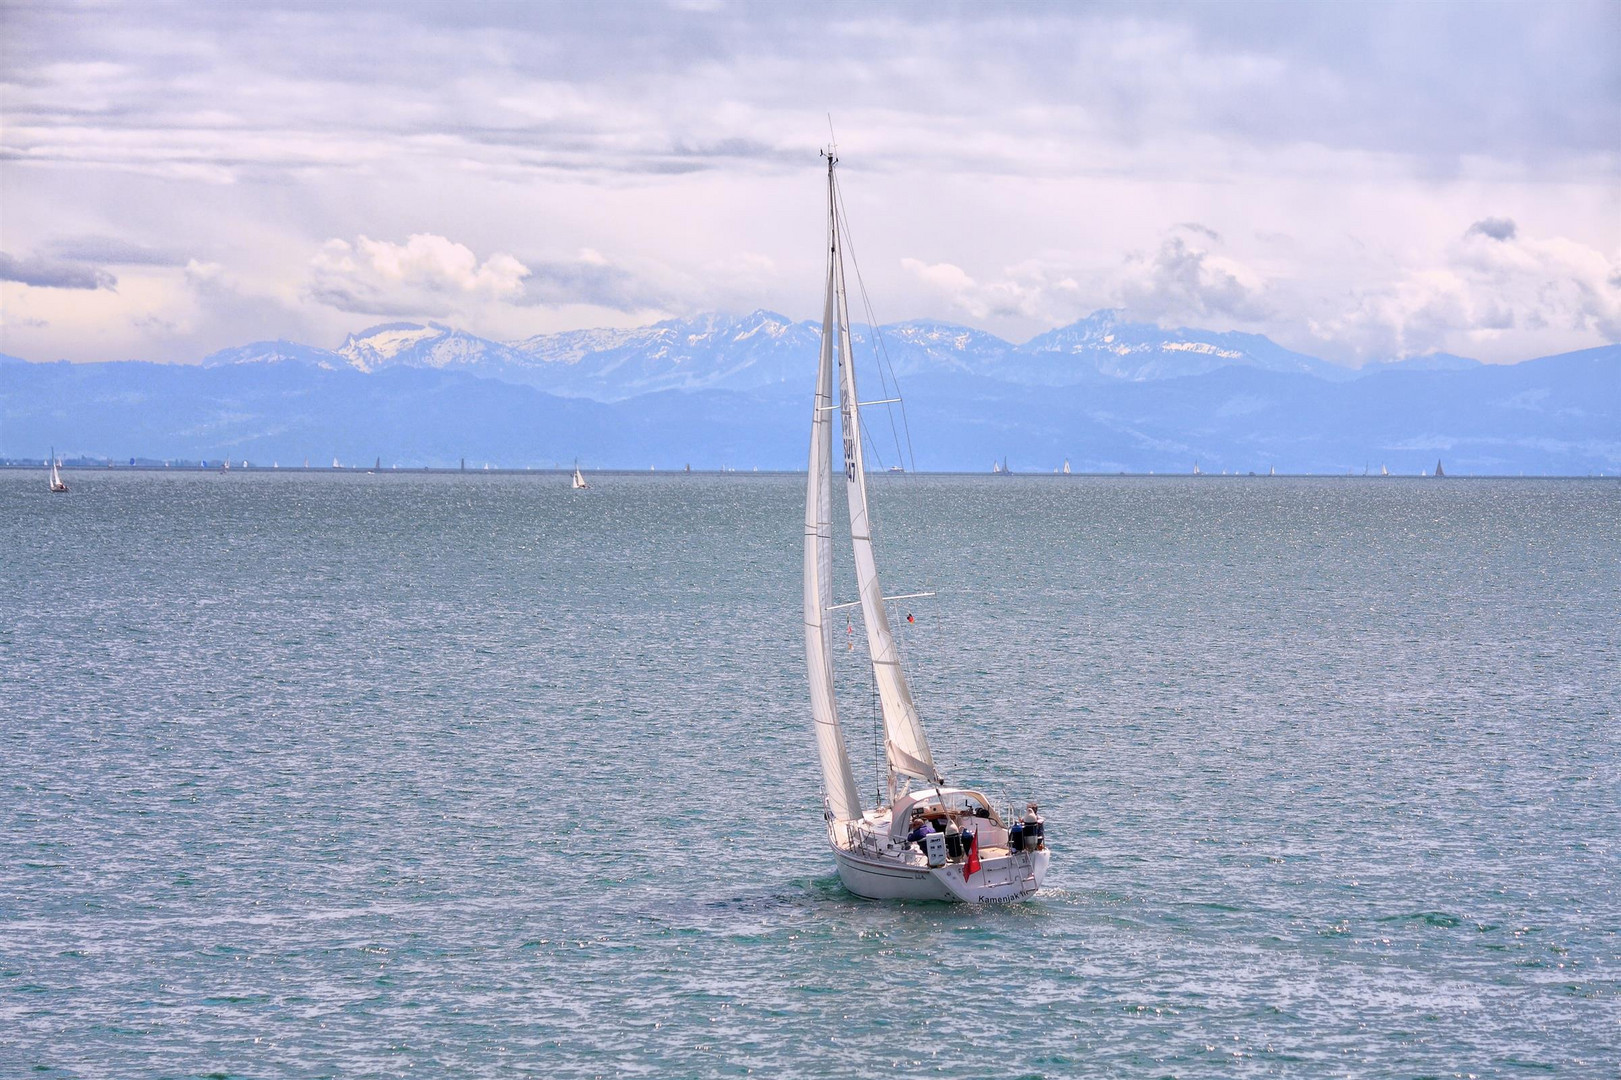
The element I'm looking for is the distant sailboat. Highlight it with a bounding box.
[571,462,588,490]
[803,146,1047,902]
[1062,459,1071,475]
[47,449,68,493]
[1381,464,1389,476]
[1435,459,1445,477]
[1269,465,1276,476]
[1192,462,1202,476]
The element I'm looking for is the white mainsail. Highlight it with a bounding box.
[827,168,941,797]
[572,465,588,489]
[805,221,863,823]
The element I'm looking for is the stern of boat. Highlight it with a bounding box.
[938,846,1049,902]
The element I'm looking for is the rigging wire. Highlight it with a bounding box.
[872,682,883,808]
[829,170,919,475]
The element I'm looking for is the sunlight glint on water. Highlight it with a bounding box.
[1,472,1616,1077]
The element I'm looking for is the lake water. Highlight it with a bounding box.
[2,471,1617,1077]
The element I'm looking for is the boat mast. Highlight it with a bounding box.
[805,148,864,824]
[828,152,942,803]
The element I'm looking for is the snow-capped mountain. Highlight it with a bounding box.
[510,310,821,399]
[200,309,1490,401]
[1011,310,1345,383]
[336,322,532,374]
[201,340,343,369]
[866,321,1013,377]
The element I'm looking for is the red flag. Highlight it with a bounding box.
[963,831,980,879]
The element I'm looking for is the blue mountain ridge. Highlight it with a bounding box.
[3,336,1615,474]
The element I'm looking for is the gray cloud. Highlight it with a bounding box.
[1118,236,1271,324]
[1466,217,1518,242]
[0,252,117,290]
[516,258,670,312]
[2,1,1614,184]
[48,235,189,266]
[1175,222,1222,242]
[305,284,450,318]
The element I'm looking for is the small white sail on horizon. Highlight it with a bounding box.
[48,448,68,493]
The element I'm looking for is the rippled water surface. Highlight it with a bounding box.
[2,471,1617,1078]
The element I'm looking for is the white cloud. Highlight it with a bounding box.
[900,257,1084,323]
[307,234,529,317]
[1311,223,1621,359]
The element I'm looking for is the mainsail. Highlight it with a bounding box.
[805,176,863,823]
[825,158,942,796]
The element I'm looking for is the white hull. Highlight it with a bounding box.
[833,844,1049,903]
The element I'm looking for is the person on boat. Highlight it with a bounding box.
[1024,804,1045,851]
[906,816,935,848]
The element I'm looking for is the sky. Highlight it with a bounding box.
[1,0,1617,367]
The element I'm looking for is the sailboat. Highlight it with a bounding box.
[47,449,68,493]
[804,148,1048,902]
[1435,459,1445,477]
[1063,459,1071,475]
[571,461,588,490]
[1381,464,1389,476]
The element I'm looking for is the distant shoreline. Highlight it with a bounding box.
[1,463,1610,479]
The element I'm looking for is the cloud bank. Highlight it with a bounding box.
[1,1,1616,365]
[0,252,117,291]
